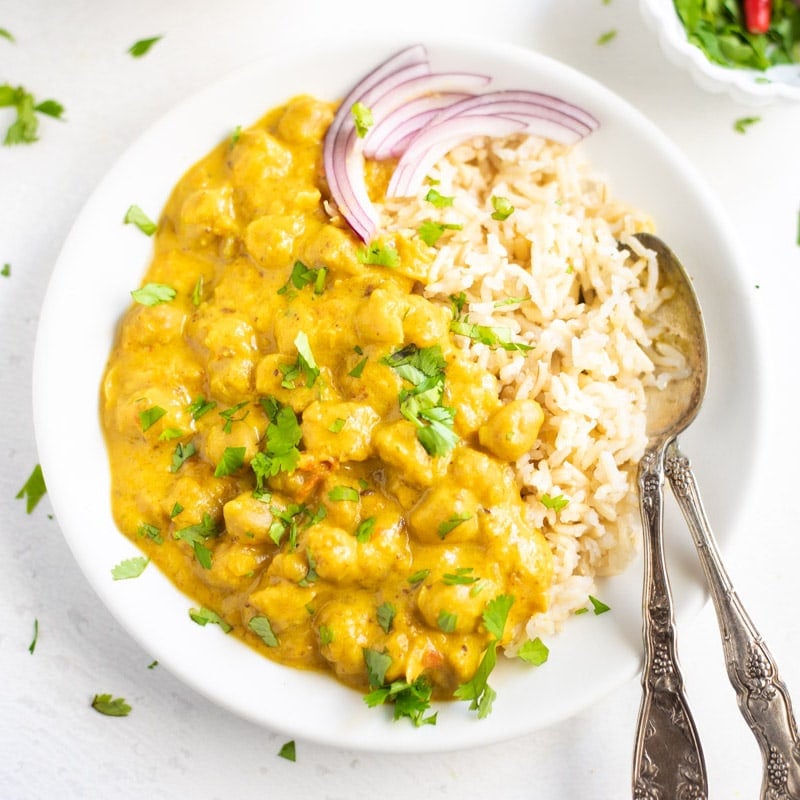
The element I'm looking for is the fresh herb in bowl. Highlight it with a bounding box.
[674,0,800,69]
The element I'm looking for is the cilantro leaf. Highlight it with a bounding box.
[363,647,392,689]
[251,401,302,487]
[450,318,533,352]
[418,220,463,246]
[357,241,400,268]
[518,637,549,666]
[111,556,149,580]
[596,29,618,45]
[214,446,246,478]
[437,609,458,633]
[354,516,376,543]
[248,615,279,647]
[28,618,38,654]
[437,513,472,540]
[0,28,15,42]
[490,195,515,220]
[483,594,515,640]
[376,602,396,633]
[15,464,46,513]
[425,188,454,208]
[454,640,498,718]
[734,115,761,133]
[541,493,569,511]
[442,567,479,586]
[278,260,327,296]
[138,404,166,431]
[128,35,163,57]
[174,514,219,568]
[589,595,611,615]
[328,485,359,503]
[187,396,216,420]
[188,607,232,632]
[130,283,176,307]
[169,441,196,472]
[278,740,296,761]
[1,263,9,277]
[123,205,157,236]
[137,522,163,544]
[91,694,131,717]
[364,675,437,727]
[0,84,65,145]
[351,101,374,138]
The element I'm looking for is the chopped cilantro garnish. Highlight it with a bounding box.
[123,205,157,235]
[111,556,149,580]
[442,567,480,586]
[328,485,359,503]
[518,637,549,665]
[363,647,392,689]
[589,595,611,615]
[279,332,320,389]
[437,609,458,633]
[128,35,163,57]
[0,83,64,145]
[541,493,569,511]
[354,516,376,543]
[418,220,463,247]
[28,618,38,654]
[297,549,318,586]
[147,660,158,669]
[494,295,531,307]
[230,125,242,147]
[490,195,515,220]
[376,602,396,633]
[137,522,163,544]
[91,694,131,717]
[0,28,15,42]
[450,318,532,352]
[131,283,177,306]
[251,400,302,487]
[191,275,204,306]
[189,606,232,632]
[248,615,279,647]
[454,594,515,718]
[328,417,346,433]
[278,740,297,762]
[158,428,184,441]
[734,115,761,133]
[424,188,454,208]
[278,260,327,296]
[407,568,430,585]
[138,405,166,431]
[319,624,334,645]
[381,343,458,456]
[15,464,46,513]
[214,446,246,478]
[174,513,219,569]
[364,675,437,727]
[169,441,196,472]
[351,101,374,137]
[348,356,368,378]
[437,513,472,540]
[1,263,10,277]
[219,400,250,433]
[596,29,618,45]
[357,241,400,268]
[268,503,324,550]
[187,396,216,420]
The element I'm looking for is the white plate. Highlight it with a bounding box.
[33,36,764,753]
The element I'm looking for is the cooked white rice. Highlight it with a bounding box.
[380,134,678,645]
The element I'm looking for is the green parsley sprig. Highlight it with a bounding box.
[0,83,64,145]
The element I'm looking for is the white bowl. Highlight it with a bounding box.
[640,0,800,104]
[33,35,764,753]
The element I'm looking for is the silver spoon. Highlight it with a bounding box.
[631,232,708,800]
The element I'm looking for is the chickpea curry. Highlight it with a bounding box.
[101,96,553,710]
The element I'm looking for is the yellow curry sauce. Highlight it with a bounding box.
[101,95,552,698]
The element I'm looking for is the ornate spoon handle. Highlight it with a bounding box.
[666,442,800,800]
[633,445,708,800]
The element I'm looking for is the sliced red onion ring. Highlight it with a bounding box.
[322,46,600,239]
[387,115,528,198]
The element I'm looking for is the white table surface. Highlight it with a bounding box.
[2,1,799,797]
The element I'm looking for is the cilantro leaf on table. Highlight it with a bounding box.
[16,464,47,513]
[91,694,131,717]
[111,556,149,580]
[128,35,163,57]
[0,84,65,145]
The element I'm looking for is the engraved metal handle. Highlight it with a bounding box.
[633,444,708,800]
[666,441,800,800]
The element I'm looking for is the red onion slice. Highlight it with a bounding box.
[387,115,528,198]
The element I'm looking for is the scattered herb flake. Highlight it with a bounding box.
[450,318,533,352]
[376,602,396,633]
[354,516,376,543]
[169,441,197,473]
[123,205,157,235]
[1,263,9,277]
[28,618,38,654]
[597,29,618,45]
[187,396,216,420]
[91,694,131,717]
[437,513,472,540]
[188,607,232,632]
[251,400,302,487]
[437,609,458,633]
[425,188,454,208]
[589,595,611,615]
[131,283,176,307]
[490,195,515,220]
[442,567,480,586]
[137,522,163,544]
[191,275,204,306]
[214,446,246,478]
[16,464,46,513]
[147,660,158,669]
[328,417,346,433]
[319,624,334,645]
[138,405,166,431]
[363,647,392,689]
[734,115,761,133]
[278,740,297,762]
[357,241,400,268]
[248,615,279,647]
[128,35,163,57]
[328,485,359,503]
[111,556,149,580]
[407,568,430,585]
[0,28,15,42]
[541,493,569,511]
[0,84,65,145]
[230,125,242,147]
[364,675,437,727]
[278,260,327,295]
[518,637,549,666]
[351,101,374,138]
[348,355,368,378]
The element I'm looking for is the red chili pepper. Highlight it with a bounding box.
[744,0,772,33]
